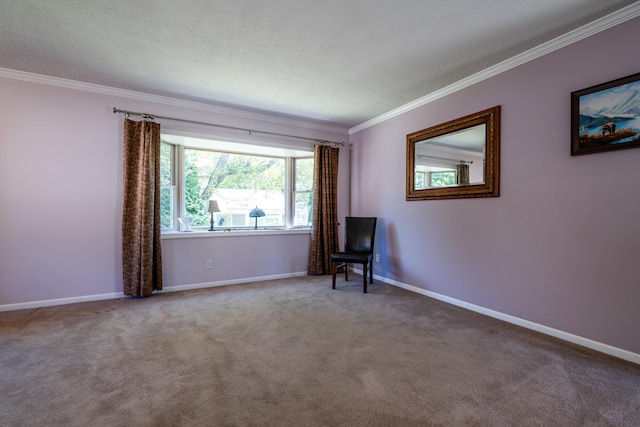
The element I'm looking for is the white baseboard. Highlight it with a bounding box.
[154,271,309,294]
[0,271,308,312]
[0,291,125,312]
[367,271,640,365]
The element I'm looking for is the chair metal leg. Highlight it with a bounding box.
[332,261,337,289]
[363,261,368,293]
[345,263,349,281]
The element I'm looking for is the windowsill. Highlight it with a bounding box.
[161,227,311,239]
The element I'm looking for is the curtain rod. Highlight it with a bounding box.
[113,108,345,147]
[417,154,473,164]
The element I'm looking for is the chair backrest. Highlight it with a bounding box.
[344,217,377,254]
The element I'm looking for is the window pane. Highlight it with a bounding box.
[160,143,174,228]
[160,187,173,228]
[184,149,285,227]
[293,157,314,227]
[295,158,314,191]
[430,171,456,188]
[415,172,425,190]
[294,192,313,227]
[160,143,172,186]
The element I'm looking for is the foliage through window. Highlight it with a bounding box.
[160,139,313,230]
[429,171,457,188]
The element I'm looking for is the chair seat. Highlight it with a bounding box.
[331,252,372,263]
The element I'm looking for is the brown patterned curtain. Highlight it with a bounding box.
[457,163,470,186]
[122,118,163,297]
[308,145,340,275]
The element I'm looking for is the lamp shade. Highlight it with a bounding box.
[207,200,220,213]
[249,206,265,218]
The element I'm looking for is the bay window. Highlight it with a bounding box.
[160,136,313,231]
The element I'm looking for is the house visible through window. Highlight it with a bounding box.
[160,136,314,231]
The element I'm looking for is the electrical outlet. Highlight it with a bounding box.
[206,259,213,269]
[375,254,380,263]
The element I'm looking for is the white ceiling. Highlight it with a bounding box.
[1,1,638,129]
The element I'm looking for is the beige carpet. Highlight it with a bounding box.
[1,275,639,426]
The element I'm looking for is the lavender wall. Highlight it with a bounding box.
[350,17,640,354]
[162,233,311,286]
[0,78,349,306]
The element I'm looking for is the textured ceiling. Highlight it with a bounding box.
[1,1,638,128]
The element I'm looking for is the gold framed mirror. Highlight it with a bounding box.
[406,106,500,200]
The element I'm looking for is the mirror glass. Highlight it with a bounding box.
[406,106,500,200]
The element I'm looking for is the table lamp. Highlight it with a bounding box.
[207,200,220,231]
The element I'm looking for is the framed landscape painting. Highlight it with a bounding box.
[571,72,640,156]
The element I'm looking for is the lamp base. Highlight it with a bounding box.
[209,213,216,231]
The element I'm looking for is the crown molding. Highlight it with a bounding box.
[0,67,348,136]
[349,2,640,134]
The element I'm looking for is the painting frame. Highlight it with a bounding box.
[571,72,640,156]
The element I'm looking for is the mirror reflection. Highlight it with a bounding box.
[406,106,500,200]
[414,123,486,189]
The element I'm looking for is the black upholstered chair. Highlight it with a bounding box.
[331,217,377,293]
